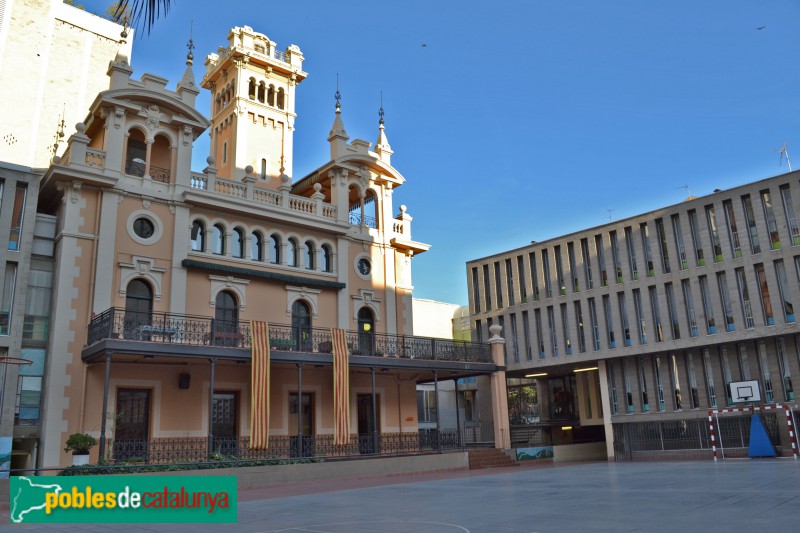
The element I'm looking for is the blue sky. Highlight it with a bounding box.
[77,0,800,305]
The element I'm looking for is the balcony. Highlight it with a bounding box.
[86,308,493,364]
[189,173,337,221]
[106,430,474,465]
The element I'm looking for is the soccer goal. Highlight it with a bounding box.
[708,404,799,461]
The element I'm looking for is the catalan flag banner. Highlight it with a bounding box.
[331,328,350,445]
[250,321,271,449]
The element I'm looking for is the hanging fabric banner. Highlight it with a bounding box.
[249,321,271,449]
[331,328,350,445]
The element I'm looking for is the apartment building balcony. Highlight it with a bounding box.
[83,308,494,372]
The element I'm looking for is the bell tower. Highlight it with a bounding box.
[202,26,307,184]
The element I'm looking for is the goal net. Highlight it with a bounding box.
[708,405,799,461]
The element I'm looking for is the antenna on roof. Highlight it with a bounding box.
[677,183,691,197]
[771,143,792,172]
[605,209,615,222]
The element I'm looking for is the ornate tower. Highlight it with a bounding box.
[202,26,307,184]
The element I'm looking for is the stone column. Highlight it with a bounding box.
[488,324,511,448]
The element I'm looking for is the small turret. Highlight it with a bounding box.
[327,83,349,160]
[177,34,199,105]
[374,97,392,164]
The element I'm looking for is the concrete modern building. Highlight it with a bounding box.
[0,162,57,472]
[0,0,126,472]
[31,24,506,470]
[0,0,132,168]
[468,171,800,460]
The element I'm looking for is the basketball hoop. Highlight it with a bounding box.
[0,357,32,365]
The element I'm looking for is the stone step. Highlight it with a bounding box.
[467,448,518,470]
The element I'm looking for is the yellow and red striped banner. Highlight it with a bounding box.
[250,321,271,449]
[331,328,350,445]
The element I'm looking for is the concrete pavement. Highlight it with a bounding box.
[3,459,800,532]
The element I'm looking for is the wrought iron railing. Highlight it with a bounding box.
[87,308,493,363]
[349,212,377,229]
[149,165,170,183]
[107,431,464,464]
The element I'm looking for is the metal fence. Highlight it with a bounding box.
[613,413,783,460]
[108,431,468,464]
[87,308,492,363]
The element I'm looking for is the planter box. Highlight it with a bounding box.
[72,454,91,466]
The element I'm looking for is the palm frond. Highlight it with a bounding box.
[113,0,173,35]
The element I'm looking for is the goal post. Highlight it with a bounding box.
[708,404,799,461]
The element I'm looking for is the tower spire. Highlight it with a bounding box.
[177,21,198,95]
[374,90,392,163]
[328,73,349,159]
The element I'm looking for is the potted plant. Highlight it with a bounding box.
[64,433,97,466]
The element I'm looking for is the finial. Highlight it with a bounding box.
[379,90,384,125]
[334,73,341,113]
[186,21,195,65]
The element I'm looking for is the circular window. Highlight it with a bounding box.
[133,217,155,239]
[127,210,163,246]
[357,258,372,276]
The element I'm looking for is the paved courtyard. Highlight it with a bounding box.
[4,460,800,532]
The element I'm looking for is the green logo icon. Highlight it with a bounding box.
[10,476,237,523]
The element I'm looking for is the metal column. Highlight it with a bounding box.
[454,378,462,448]
[207,358,216,457]
[371,367,378,453]
[98,351,112,461]
[434,370,441,451]
[297,363,303,457]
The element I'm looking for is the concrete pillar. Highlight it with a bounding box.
[598,359,615,461]
[488,324,510,449]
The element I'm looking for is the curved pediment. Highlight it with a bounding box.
[93,88,210,130]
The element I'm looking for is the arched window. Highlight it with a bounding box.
[190,220,205,252]
[248,78,256,99]
[150,134,171,183]
[261,158,267,180]
[304,241,315,270]
[214,290,239,346]
[291,300,311,351]
[251,231,263,261]
[257,82,265,103]
[321,244,332,273]
[125,279,152,338]
[125,129,147,177]
[276,88,285,110]
[232,228,244,258]
[267,85,275,106]
[212,224,225,255]
[269,234,281,264]
[357,307,375,356]
[364,189,378,229]
[287,238,298,267]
